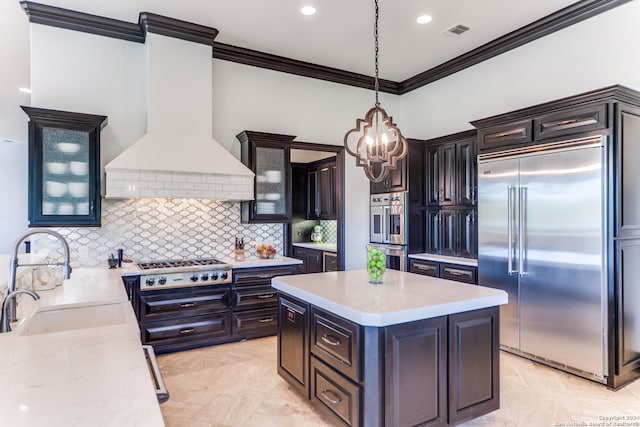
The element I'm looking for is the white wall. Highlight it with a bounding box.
[399,0,640,139]
[0,141,28,253]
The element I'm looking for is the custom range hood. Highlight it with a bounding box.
[105,14,254,200]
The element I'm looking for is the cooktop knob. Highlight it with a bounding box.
[201,273,209,281]
[220,271,228,280]
[190,274,199,282]
[210,272,219,280]
[145,277,156,286]
[158,276,167,285]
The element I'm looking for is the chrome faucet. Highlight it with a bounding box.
[0,289,40,333]
[6,230,71,323]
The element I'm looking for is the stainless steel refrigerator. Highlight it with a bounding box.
[477,136,607,381]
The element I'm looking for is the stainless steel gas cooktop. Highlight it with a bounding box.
[137,257,232,290]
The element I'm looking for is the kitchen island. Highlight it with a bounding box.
[272,269,508,427]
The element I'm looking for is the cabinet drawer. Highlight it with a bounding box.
[232,307,277,337]
[233,285,277,310]
[441,264,477,284]
[534,104,607,140]
[310,356,361,427]
[410,259,439,277]
[139,287,231,321]
[478,120,533,152]
[141,313,231,345]
[311,308,361,381]
[233,265,297,286]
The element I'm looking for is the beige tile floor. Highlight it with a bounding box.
[157,337,640,427]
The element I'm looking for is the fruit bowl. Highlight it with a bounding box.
[256,244,276,259]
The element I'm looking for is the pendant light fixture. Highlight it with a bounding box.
[344,0,408,183]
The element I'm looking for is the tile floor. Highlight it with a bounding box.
[157,337,640,427]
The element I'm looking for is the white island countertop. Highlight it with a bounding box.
[272,269,507,327]
[292,242,337,252]
[0,267,164,427]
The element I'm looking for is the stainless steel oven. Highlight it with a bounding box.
[370,192,407,245]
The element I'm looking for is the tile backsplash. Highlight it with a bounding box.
[31,198,283,267]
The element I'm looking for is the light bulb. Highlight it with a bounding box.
[366,135,374,145]
[381,133,389,144]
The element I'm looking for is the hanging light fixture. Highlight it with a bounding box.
[344,0,408,183]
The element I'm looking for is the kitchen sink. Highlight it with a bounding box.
[20,302,135,336]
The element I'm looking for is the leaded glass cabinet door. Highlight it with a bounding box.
[22,107,107,227]
[238,131,294,223]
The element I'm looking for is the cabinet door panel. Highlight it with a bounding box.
[425,146,440,206]
[615,240,640,379]
[319,165,333,218]
[457,208,477,258]
[616,105,640,238]
[441,210,456,256]
[277,294,310,397]
[307,248,324,273]
[457,138,476,206]
[307,170,319,219]
[385,316,447,427]
[440,143,456,206]
[425,210,441,254]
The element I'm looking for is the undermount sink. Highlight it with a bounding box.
[20,302,135,336]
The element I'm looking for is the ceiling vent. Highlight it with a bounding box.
[443,24,470,36]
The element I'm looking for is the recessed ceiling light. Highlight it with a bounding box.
[301,5,317,16]
[417,15,433,24]
[19,87,32,93]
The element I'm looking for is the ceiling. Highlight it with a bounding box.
[17,0,579,82]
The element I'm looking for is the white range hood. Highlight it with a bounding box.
[105,31,254,200]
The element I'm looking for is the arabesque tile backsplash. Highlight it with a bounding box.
[32,198,283,267]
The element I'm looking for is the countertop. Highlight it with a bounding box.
[292,242,337,252]
[223,255,303,269]
[0,267,164,427]
[409,253,478,267]
[272,269,507,327]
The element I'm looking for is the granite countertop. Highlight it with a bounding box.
[272,269,507,327]
[292,242,337,252]
[224,255,302,269]
[0,267,164,427]
[408,253,478,267]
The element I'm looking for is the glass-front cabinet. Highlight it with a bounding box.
[22,106,107,227]
[237,131,294,223]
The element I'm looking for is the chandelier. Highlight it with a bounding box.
[344,0,408,183]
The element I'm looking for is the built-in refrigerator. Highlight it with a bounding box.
[478,136,607,381]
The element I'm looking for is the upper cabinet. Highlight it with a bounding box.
[370,158,406,194]
[238,131,295,223]
[307,158,336,220]
[425,131,477,208]
[21,106,107,227]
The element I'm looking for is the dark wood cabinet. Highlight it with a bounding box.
[456,138,476,206]
[410,258,477,285]
[426,136,476,208]
[426,209,476,258]
[121,275,139,318]
[307,158,336,220]
[278,293,310,397]
[293,246,323,274]
[477,119,533,152]
[238,131,295,223]
[277,293,499,426]
[21,106,107,227]
[448,307,500,424]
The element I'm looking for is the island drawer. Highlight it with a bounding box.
[232,307,277,338]
[311,307,362,382]
[232,285,277,310]
[440,264,477,284]
[310,356,361,427]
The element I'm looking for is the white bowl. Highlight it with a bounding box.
[265,170,282,183]
[45,181,67,197]
[46,162,67,174]
[42,202,56,215]
[264,193,281,201]
[68,182,88,198]
[57,203,74,215]
[57,142,81,154]
[76,202,89,215]
[69,161,88,175]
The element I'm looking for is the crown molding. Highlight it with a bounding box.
[212,42,400,95]
[20,0,630,94]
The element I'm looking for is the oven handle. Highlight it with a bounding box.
[142,345,169,404]
[382,206,390,243]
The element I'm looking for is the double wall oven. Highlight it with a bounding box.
[370,192,408,271]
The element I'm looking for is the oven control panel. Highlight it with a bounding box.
[140,270,231,290]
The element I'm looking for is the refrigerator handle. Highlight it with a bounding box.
[519,187,527,276]
[507,186,515,275]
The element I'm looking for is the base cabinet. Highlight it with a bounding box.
[410,258,477,285]
[293,246,324,273]
[277,292,500,426]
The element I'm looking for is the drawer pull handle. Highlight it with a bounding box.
[321,334,341,346]
[446,269,469,277]
[179,302,196,308]
[179,328,196,334]
[257,293,274,299]
[321,389,342,405]
[416,265,435,271]
[258,317,274,323]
